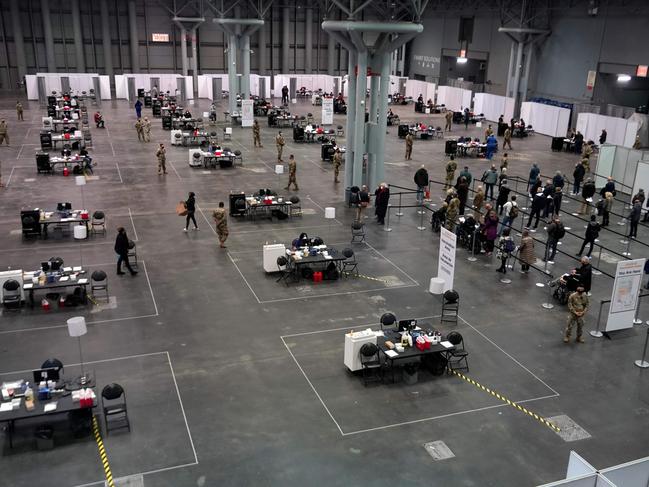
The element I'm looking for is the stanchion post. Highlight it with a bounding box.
[620,219,629,244]
[589,300,605,338]
[396,193,403,217]
[634,326,649,368]
[467,227,478,262]
[592,245,603,275]
[384,204,392,232]
[623,236,632,257]
[634,295,644,325]
[542,279,554,309]
[417,202,426,231]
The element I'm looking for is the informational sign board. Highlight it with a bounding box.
[437,227,457,292]
[586,70,597,91]
[605,258,646,332]
[241,100,254,127]
[322,97,334,125]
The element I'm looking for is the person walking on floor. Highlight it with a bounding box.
[253,119,263,148]
[577,215,600,257]
[212,202,229,248]
[414,165,429,204]
[156,143,167,175]
[333,148,343,183]
[445,110,453,131]
[114,227,138,276]
[142,117,152,142]
[599,129,607,145]
[464,108,470,130]
[499,195,518,236]
[374,183,390,225]
[135,118,144,142]
[357,185,370,221]
[500,153,509,171]
[565,285,589,343]
[579,178,596,214]
[519,229,535,273]
[276,131,285,162]
[543,216,565,263]
[473,186,485,213]
[445,156,457,190]
[482,164,498,201]
[496,228,516,274]
[134,98,143,119]
[285,155,299,191]
[16,102,23,121]
[183,192,199,232]
[405,132,414,160]
[601,191,613,227]
[527,187,545,230]
[628,199,642,238]
[495,181,510,215]
[503,127,512,150]
[0,119,9,146]
[572,160,585,195]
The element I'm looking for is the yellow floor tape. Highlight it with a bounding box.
[92,416,116,487]
[450,369,560,433]
[354,273,386,283]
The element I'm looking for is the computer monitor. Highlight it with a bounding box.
[33,367,60,384]
[49,260,62,271]
[398,319,417,332]
[41,262,50,272]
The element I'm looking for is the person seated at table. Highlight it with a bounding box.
[210,142,222,153]
[292,232,310,249]
[184,109,192,119]
[316,125,324,134]
[94,111,105,128]
[63,107,72,118]
[305,123,313,133]
[61,145,72,158]
[336,93,344,103]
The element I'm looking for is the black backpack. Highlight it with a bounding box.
[555,223,566,239]
[509,204,519,219]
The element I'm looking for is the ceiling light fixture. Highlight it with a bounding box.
[617,74,632,82]
[457,57,468,64]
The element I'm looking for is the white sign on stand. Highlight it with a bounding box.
[241,100,254,127]
[437,227,457,292]
[322,98,334,125]
[606,258,646,332]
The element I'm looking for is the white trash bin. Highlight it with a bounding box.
[73,224,87,240]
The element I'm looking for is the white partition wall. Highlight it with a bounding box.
[26,73,110,100]
[114,74,191,100]
[595,145,648,195]
[437,86,472,112]
[600,457,649,487]
[576,113,639,148]
[520,102,571,137]
[473,93,515,122]
[404,79,436,102]
[272,74,341,98]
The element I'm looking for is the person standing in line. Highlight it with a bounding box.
[142,117,152,142]
[445,156,457,190]
[500,152,509,171]
[553,187,563,217]
[503,127,512,150]
[156,143,167,175]
[599,129,607,145]
[601,191,613,227]
[445,110,453,131]
[333,148,343,184]
[628,199,642,238]
[519,229,535,273]
[576,256,593,296]
[374,183,390,225]
[632,189,645,207]
[252,119,263,148]
[527,187,545,230]
[134,98,143,118]
[276,131,285,162]
[464,108,470,130]
[0,119,9,146]
[528,163,540,192]
[542,179,555,220]
[495,180,510,215]
[498,167,508,188]
[446,193,460,232]
[114,227,138,276]
[285,154,299,191]
[405,131,414,160]
[183,192,199,232]
[572,160,585,195]
[481,209,499,256]
[212,202,229,248]
[459,166,472,186]
[456,176,469,215]
[499,195,518,236]
[565,285,589,343]
[16,102,24,121]
[543,216,565,263]
[579,178,596,214]
[357,185,370,221]
[577,215,600,257]
[473,186,485,213]
[600,176,616,198]
[414,164,429,204]
[496,228,515,274]
[482,164,498,201]
[281,85,289,105]
[135,118,144,142]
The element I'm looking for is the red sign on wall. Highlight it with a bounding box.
[637,65,648,77]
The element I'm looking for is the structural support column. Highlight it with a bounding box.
[128,0,140,71]
[344,51,357,187]
[191,27,198,88]
[40,0,56,72]
[99,0,113,77]
[227,34,238,114]
[282,7,290,72]
[519,43,534,110]
[505,42,515,97]
[305,8,313,73]
[257,23,267,75]
[327,33,335,75]
[352,51,368,188]
[180,27,188,75]
[511,41,524,116]
[10,0,27,80]
[241,35,251,100]
[71,0,85,71]
[374,52,391,188]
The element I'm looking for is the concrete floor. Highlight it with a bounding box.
[0,94,648,487]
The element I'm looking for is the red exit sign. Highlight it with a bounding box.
[637,65,648,77]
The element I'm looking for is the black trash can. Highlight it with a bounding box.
[35,424,54,450]
[403,363,419,385]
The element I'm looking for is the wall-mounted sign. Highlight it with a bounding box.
[586,70,597,91]
[413,54,440,70]
[637,65,648,77]
[151,33,170,43]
